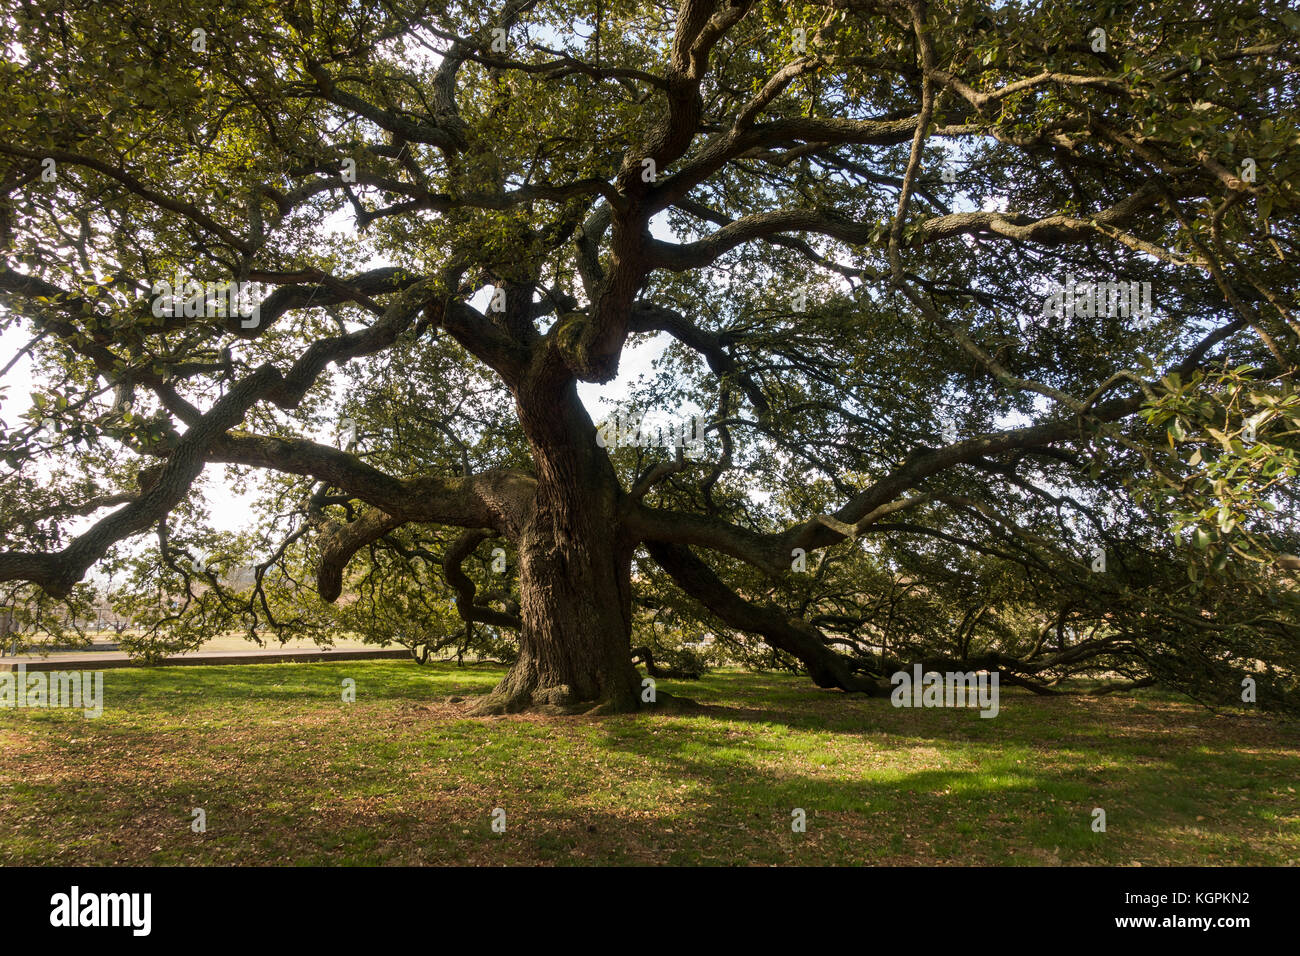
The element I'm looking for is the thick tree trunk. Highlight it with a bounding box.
[471,512,641,714]
[470,377,643,714]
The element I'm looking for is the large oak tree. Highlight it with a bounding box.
[1,0,1298,713]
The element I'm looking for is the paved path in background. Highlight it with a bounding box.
[0,647,412,672]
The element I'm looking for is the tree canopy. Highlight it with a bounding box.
[1,0,1298,713]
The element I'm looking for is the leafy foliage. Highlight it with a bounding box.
[0,0,1296,710]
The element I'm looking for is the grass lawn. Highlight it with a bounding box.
[1,661,1296,866]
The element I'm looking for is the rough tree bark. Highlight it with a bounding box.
[470,375,642,714]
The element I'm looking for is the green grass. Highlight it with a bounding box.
[1,661,1297,865]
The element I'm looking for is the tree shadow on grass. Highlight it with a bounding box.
[583,689,1300,864]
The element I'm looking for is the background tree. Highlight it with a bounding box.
[1,0,1297,713]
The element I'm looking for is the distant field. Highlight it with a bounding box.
[0,662,1296,865]
[12,634,389,659]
